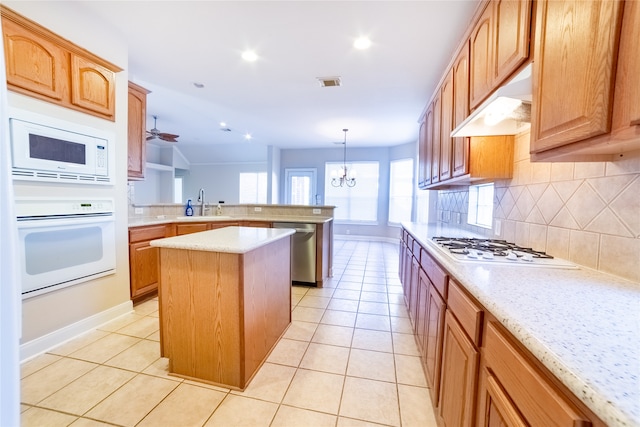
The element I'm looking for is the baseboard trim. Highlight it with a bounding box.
[20,300,133,362]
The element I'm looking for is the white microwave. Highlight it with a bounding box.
[10,114,113,185]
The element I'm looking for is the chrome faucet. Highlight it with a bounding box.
[197,188,207,216]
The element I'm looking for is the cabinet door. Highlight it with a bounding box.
[176,223,209,235]
[425,282,446,404]
[129,241,159,299]
[531,0,623,152]
[420,105,434,188]
[70,54,116,118]
[614,0,640,128]
[127,82,148,179]
[492,0,531,85]
[408,255,420,329]
[479,372,528,427]
[417,115,428,189]
[431,92,442,184]
[2,17,67,101]
[438,310,479,427]
[439,70,454,182]
[416,269,429,355]
[626,1,640,126]
[469,3,493,109]
[452,44,470,178]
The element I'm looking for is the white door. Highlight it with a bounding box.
[285,168,317,205]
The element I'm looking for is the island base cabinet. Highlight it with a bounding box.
[478,321,592,427]
[158,238,291,390]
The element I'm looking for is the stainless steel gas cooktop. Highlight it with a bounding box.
[427,236,578,269]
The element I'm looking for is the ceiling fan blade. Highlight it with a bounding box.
[146,135,157,141]
[159,132,179,139]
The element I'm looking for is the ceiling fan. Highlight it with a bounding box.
[146,115,179,143]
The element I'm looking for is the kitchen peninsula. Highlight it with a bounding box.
[150,226,294,390]
[128,203,334,301]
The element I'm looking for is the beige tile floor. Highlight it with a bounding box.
[20,238,437,427]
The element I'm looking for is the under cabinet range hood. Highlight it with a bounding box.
[452,64,532,137]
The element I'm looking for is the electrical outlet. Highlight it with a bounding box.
[455,212,461,224]
[312,208,321,214]
[135,207,143,214]
[346,229,350,235]
[254,207,262,212]
[494,219,502,236]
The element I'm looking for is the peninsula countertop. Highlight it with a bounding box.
[150,226,295,254]
[402,222,640,427]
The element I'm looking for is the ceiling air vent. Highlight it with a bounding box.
[317,76,341,87]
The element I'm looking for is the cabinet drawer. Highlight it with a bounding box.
[406,235,414,254]
[412,240,422,261]
[129,225,167,243]
[448,279,483,346]
[421,248,448,298]
[484,321,590,427]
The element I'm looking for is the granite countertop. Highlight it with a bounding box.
[150,226,295,254]
[402,222,640,427]
[129,215,332,227]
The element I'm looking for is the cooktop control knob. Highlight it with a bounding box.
[506,251,518,261]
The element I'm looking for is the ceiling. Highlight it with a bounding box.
[78,1,479,160]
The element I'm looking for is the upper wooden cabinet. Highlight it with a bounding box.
[128,82,150,180]
[1,6,121,120]
[439,70,455,182]
[452,43,470,178]
[470,0,532,109]
[531,0,639,161]
[417,109,433,189]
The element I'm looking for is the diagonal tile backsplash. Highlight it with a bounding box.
[436,132,640,283]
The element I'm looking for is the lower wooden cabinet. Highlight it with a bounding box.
[438,309,480,427]
[424,278,446,404]
[480,373,528,427]
[478,321,592,427]
[129,225,168,301]
[399,228,604,427]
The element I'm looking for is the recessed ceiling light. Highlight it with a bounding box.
[353,37,371,50]
[193,82,205,88]
[219,122,227,127]
[244,133,252,140]
[241,50,258,62]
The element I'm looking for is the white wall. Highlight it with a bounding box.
[182,162,268,206]
[4,1,132,355]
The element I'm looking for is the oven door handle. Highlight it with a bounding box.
[16,214,114,229]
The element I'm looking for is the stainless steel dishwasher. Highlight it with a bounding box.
[272,222,316,285]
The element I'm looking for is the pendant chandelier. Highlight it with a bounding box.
[331,129,356,187]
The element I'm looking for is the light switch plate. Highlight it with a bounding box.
[254,207,262,212]
[494,219,502,236]
[312,208,321,214]
[134,207,143,214]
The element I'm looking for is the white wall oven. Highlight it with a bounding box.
[16,198,116,299]
[9,110,113,185]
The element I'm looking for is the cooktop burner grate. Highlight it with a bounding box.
[432,237,554,259]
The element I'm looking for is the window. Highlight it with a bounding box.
[468,183,494,228]
[173,177,183,203]
[324,161,379,223]
[388,158,414,224]
[239,172,267,204]
[285,168,317,205]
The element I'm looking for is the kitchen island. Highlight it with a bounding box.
[150,226,295,390]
